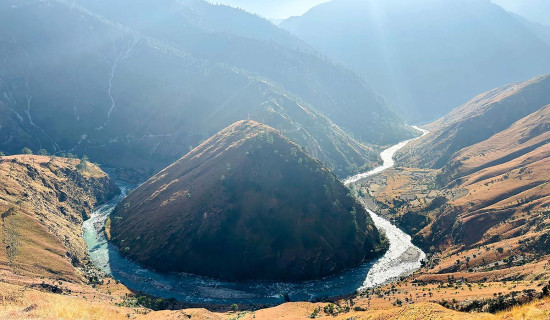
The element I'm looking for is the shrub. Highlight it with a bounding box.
[309,307,321,318]
[76,155,89,172]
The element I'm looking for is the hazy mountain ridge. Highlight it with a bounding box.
[492,0,550,26]
[281,0,550,122]
[72,0,414,145]
[0,0,413,179]
[110,120,386,281]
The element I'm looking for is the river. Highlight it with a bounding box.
[82,126,428,305]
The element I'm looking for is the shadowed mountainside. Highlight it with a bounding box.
[0,0,415,179]
[110,120,386,281]
[281,0,550,122]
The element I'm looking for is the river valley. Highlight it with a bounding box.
[82,127,428,305]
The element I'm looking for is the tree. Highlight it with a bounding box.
[230,304,238,312]
[21,147,33,155]
[38,149,48,156]
[76,155,89,172]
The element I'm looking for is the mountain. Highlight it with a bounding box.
[426,104,549,249]
[281,0,550,123]
[73,0,414,145]
[0,0,415,179]
[204,0,330,19]
[492,0,550,26]
[397,75,550,169]
[110,121,386,281]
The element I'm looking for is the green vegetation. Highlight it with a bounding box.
[117,294,177,311]
[309,307,321,318]
[21,147,32,155]
[76,155,89,172]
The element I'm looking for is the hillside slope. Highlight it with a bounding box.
[358,103,549,285]
[281,0,550,122]
[0,0,414,179]
[0,155,118,282]
[111,121,386,281]
[398,75,550,169]
[72,0,408,146]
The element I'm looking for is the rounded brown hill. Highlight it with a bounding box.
[110,120,386,281]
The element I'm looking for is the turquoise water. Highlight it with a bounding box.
[82,129,427,305]
[83,189,377,304]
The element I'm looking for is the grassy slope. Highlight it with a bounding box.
[357,104,549,290]
[0,155,118,282]
[0,279,548,319]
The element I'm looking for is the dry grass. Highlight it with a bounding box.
[0,155,116,282]
[0,282,133,320]
[1,273,549,320]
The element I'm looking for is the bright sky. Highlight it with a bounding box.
[209,0,331,20]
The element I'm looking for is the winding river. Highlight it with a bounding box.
[82,126,428,305]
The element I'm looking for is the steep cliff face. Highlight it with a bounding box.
[0,155,119,282]
[111,120,386,281]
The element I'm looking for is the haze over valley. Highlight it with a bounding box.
[0,0,549,319]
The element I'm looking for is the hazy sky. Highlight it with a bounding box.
[209,0,331,19]
[491,0,550,26]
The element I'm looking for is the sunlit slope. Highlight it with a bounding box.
[361,94,549,284]
[0,155,117,282]
[398,75,550,169]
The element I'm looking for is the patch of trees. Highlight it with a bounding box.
[117,294,179,311]
[438,283,550,313]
